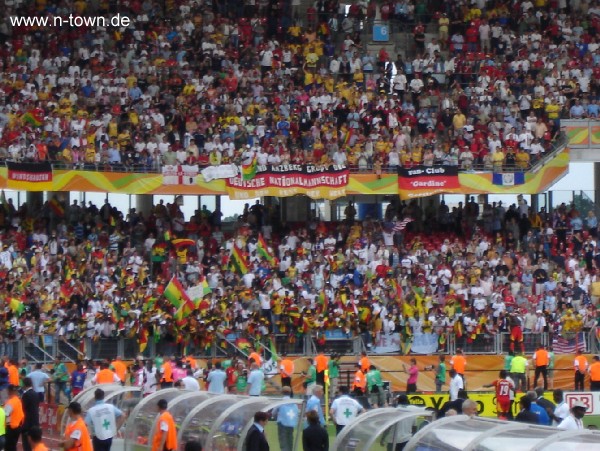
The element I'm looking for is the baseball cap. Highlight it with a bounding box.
[572,401,587,409]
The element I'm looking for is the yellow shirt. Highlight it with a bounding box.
[545,103,560,119]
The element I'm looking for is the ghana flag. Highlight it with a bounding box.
[230,245,249,274]
[256,234,275,264]
[164,277,195,317]
[241,156,257,181]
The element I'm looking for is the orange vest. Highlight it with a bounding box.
[96,369,116,384]
[249,352,262,367]
[359,357,371,373]
[575,355,588,373]
[352,370,366,390]
[184,357,197,370]
[7,365,19,386]
[111,360,127,382]
[33,443,48,451]
[64,417,92,451]
[280,359,294,377]
[161,363,173,383]
[315,354,328,373]
[535,349,549,367]
[6,395,24,429]
[152,411,177,451]
[591,362,600,381]
[452,355,466,374]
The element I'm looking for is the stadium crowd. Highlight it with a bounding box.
[0,0,594,353]
[0,0,593,172]
[0,191,595,357]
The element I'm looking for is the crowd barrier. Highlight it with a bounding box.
[12,329,599,364]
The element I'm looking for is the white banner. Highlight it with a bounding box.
[201,164,239,182]
[186,284,204,302]
[162,165,199,185]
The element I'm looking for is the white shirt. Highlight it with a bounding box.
[553,401,570,425]
[558,414,584,430]
[180,376,200,391]
[330,395,363,425]
[85,401,123,440]
[449,375,464,401]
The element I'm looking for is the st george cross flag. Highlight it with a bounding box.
[492,172,525,186]
[393,218,414,232]
[162,165,199,185]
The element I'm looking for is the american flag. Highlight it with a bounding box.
[393,218,414,233]
[552,333,586,354]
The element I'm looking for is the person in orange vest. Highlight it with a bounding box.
[4,385,24,451]
[314,353,329,387]
[92,362,120,385]
[110,357,127,384]
[27,426,47,451]
[574,350,588,391]
[351,364,366,397]
[61,402,92,451]
[279,353,294,395]
[589,355,600,391]
[248,349,262,367]
[6,360,19,387]
[450,348,467,383]
[151,399,177,451]
[532,345,550,390]
[358,352,370,374]
[160,357,174,389]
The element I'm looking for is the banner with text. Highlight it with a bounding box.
[7,161,53,190]
[225,164,349,200]
[398,165,460,199]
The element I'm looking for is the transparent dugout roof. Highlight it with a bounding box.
[61,384,141,433]
[405,416,600,451]
[204,397,304,451]
[334,407,434,451]
[124,388,183,451]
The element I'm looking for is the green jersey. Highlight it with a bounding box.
[328,360,340,378]
[306,365,317,384]
[436,362,446,383]
[366,369,383,391]
[236,373,248,393]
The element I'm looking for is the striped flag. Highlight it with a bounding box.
[393,217,414,232]
[230,245,249,274]
[241,156,258,181]
[164,277,195,317]
[553,333,586,353]
[256,234,275,265]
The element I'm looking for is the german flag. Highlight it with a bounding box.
[7,162,53,191]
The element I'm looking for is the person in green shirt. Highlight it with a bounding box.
[504,350,514,372]
[367,365,385,407]
[53,357,70,404]
[328,354,341,398]
[303,359,317,396]
[235,363,248,394]
[435,355,447,392]
[509,352,528,392]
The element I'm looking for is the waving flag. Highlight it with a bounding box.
[230,245,249,275]
[241,156,258,181]
[9,298,25,316]
[393,217,414,232]
[164,277,195,317]
[256,234,275,264]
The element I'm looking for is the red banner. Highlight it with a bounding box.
[398,165,460,199]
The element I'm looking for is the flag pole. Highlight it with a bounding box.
[324,368,330,423]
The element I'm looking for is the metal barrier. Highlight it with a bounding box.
[10,329,598,364]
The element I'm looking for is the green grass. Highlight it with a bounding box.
[263,422,388,451]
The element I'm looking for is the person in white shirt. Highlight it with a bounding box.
[449,369,464,401]
[550,389,570,426]
[558,401,586,430]
[85,388,125,449]
[179,369,200,391]
[329,386,364,434]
